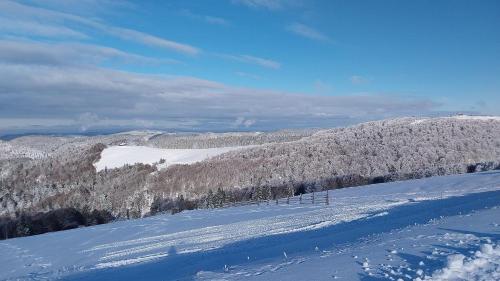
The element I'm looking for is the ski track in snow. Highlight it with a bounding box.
[199,205,500,281]
[0,171,499,280]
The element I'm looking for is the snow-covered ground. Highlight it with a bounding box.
[1,171,499,280]
[450,115,500,121]
[94,145,251,171]
[0,141,48,160]
[411,115,500,125]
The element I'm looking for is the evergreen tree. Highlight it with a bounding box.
[206,189,214,208]
[215,188,226,207]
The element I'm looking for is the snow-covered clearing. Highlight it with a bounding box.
[94,145,251,171]
[1,171,499,280]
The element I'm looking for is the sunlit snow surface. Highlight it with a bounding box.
[411,115,500,125]
[94,145,250,171]
[1,171,499,280]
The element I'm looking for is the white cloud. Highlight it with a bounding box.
[204,16,229,25]
[243,119,256,127]
[26,0,135,16]
[180,9,229,26]
[0,0,200,55]
[102,26,200,55]
[0,61,442,133]
[231,0,286,10]
[0,18,88,39]
[78,112,100,132]
[313,79,333,94]
[287,23,331,42]
[233,117,257,128]
[0,39,179,66]
[236,71,261,79]
[231,0,303,11]
[240,55,281,69]
[350,75,371,85]
[218,54,281,69]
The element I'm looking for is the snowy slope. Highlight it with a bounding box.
[0,171,499,280]
[411,115,500,125]
[450,115,500,121]
[94,145,252,171]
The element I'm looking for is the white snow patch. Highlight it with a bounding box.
[94,145,251,171]
[426,243,500,281]
[410,115,500,125]
[410,119,429,125]
[113,130,163,136]
[449,115,500,121]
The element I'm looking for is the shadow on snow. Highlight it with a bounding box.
[64,190,500,281]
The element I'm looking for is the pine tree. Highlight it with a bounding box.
[206,190,214,208]
[216,188,226,207]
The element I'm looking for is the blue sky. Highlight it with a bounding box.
[0,0,499,134]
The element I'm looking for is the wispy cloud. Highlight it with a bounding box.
[236,71,261,79]
[204,16,229,25]
[0,39,179,66]
[231,0,286,10]
[313,79,333,94]
[0,0,200,55]
[350,75,371,85]
[0,18,88,39]
[239,55,281,69]
[233,117,257,128]
[180,9,229,26]
[231,0,303,11]
[287,23,331,42]
[219,54,281,69]
[26,0,136,16]
[102,26,200,55]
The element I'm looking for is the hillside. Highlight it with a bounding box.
[149,116,500,203]
[0,116,499,239]
[0,171,499,280]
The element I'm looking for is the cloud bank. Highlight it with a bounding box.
[0,59,441,134]
[0,0,455,135]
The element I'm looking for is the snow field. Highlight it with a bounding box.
[0,171,499,280]
[93,145,252,171]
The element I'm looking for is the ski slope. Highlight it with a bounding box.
[94,145,251,171]
[1,171,499,280]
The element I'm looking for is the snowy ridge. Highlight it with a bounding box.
[450,115,500,121]
[0,171,499,280]
[411,115,500,125]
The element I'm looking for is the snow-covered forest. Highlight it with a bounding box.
[0,116,499,239]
